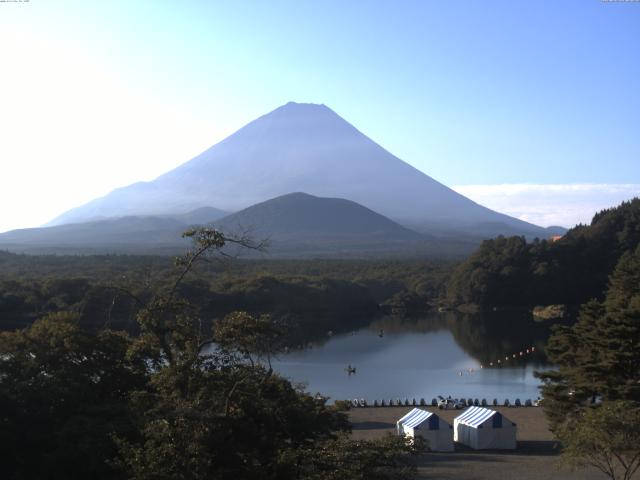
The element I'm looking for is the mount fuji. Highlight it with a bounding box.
[48,102,556,238]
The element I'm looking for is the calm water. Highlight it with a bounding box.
[272,314,551,403]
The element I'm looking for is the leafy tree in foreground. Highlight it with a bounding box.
[556,401,640,480]
[286,434,424,480]
[113,228,346,479]
[538,245,640,479]
[114,227,419,480]
[0,312,146,480]
[213,310,289,370]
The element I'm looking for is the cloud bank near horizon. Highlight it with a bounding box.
[451,184,640,228]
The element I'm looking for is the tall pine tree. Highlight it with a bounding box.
[540,244,640,426]
[538,245,640,479]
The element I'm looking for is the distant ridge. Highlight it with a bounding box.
[217,192,419,238]
[48,102,557,238]
[167,206,228,225]
[0,206,227,254]
[0,193,484,257]
[0,216,190,254]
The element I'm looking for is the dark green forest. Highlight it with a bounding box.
[0,229,424,480]
[0,251,452,342]
[446,198,640,309]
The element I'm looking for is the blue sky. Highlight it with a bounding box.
[1,0,639,231]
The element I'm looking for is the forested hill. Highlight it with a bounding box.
[446,198,640,308]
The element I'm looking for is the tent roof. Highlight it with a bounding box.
[397,408,434,429]
[454,406,502,428]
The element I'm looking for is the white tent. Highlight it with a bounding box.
[453,406,517,450]
[396,408,454,452]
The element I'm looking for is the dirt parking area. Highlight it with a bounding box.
[349,406,608,480]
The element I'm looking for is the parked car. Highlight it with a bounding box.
[437,395,465,410]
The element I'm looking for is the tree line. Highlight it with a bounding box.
[0,251,454,341]
[446,198,640,308]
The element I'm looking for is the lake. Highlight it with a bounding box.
[272,313,552,404]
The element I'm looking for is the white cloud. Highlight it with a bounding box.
[452,184,640,228]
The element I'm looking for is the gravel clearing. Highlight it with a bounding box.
[349,406,608,479]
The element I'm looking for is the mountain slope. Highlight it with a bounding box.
[0,206,227,254]
[0,193,478,257]
[0,216,190,253]
[167,206,228,225]
[216,192,420,239]
[48,102,552,237]
[214,192,431,256]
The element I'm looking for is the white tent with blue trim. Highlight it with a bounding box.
[397,408,454,452]
[453,406,517,450]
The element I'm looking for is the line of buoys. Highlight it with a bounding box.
[477,346,536,370]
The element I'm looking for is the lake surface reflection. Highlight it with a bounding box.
[272,313,552,403]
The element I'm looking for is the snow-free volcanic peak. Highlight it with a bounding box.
[48,102,549,237]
